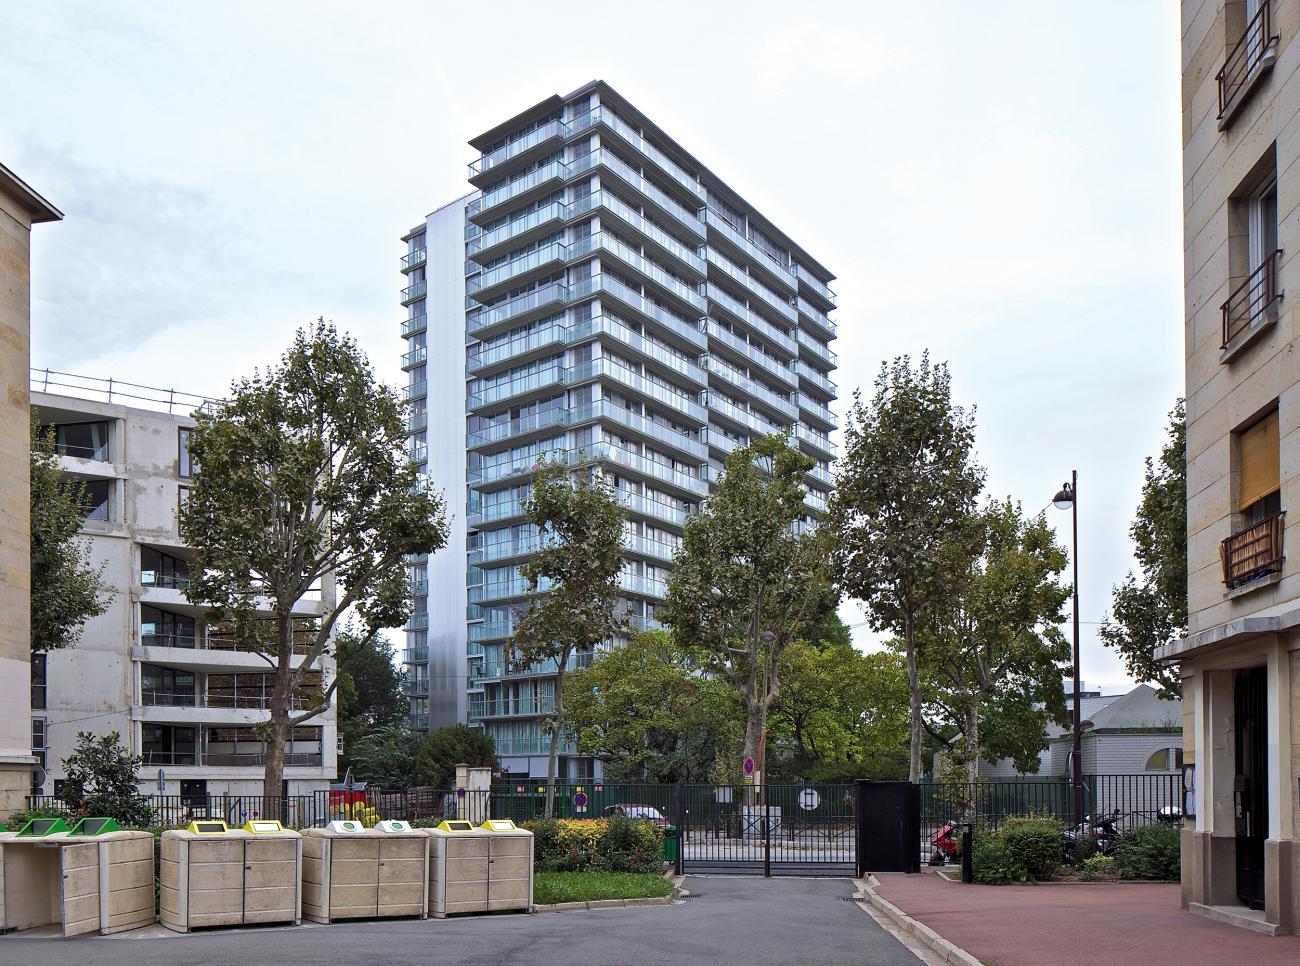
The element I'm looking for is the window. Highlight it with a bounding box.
[81,479,111,522]
[53,421,110,461]
[140,604,197,648]
[178,427,193,478]
[141,724,196,765]
[1248,177,1278,275]
[178,485,190,517]
[31,719,46,794]
[1145,747,1184,772]
[141,665,195,706]
[141,546,191,589]
[30,652,45,710]
[1238,409,1281,524]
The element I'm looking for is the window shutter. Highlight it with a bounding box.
[1239,409,1280,511]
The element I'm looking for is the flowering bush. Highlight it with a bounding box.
[524,816,664,873]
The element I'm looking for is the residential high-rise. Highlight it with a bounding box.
[0,163,62,815]
[29,376,338,801]
[401,81,838,781]
[1164,0,1300,933]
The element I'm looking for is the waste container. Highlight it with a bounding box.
[160,819,302,932]
[0,817,154,937]
[662,824,679,863]
[426,818,533,917]
[301,819,429,923]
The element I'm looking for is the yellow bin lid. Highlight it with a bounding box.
[243,820,285,834]
[480,819,517,831]
[436,820,476,832]
[187,820,230,835]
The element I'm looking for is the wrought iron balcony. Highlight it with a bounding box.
[1221,512,1285,587]
[1218,0,1278,122]
[1221,249,1282,349]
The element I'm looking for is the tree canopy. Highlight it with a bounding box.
[413,724,496,790]
[335,627,408,776]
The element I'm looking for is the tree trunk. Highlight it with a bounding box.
[263,615,294,820]
[544,646,571,819]
[963,703,980,822]
[905,612,922,783]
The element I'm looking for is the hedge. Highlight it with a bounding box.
[523,816,663,873]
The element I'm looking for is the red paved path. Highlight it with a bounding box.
[873,874,1300,966]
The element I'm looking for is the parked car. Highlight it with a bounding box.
[601,804,671,827]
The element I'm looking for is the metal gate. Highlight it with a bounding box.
[678,783,856,877]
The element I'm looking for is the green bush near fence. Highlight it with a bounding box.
[998,815,1064,879]
[1115,823,1180,880]
[524,816,664,873]
[971,831,1028,884]
[5,805,70,832]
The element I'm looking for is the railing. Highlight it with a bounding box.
[400,280,427,303]
[467,280,568,335]
[707,321,798,388]
[798,393,836,428]
[140,631,315,656]
[470,118,567,177]
[1221,512,1285,586]
[796,296,837,336]
[1221,249,1282,348]
[477,158,568,216]
[706,284,797,356]
[53,440,110,461]
[401,346,427,368]
[141,571,190,590]
[702,210,796,288]
[400,248,426,271]
[401,315,427,337]
[1218,0,1278,120]
[794,263,837,306]
[30,368,222,416]
[403,646,429,664]
[706,248,797,323]
[795,423,838,458]
[796,360,838,396]
[467,200,569,260]
[140,691,317,711]
[797,328,838,366]
[705,356,797,421]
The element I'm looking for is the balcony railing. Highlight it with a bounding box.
[141,691,316,711]
[141,571,190,590]
[400,280,427,304]
[401,248,427,272]
[1221,512,1285,586]
[1218,0,1278,121]
[1222,249,1283,348]
[401,315,427,337]
[402,346,427,369]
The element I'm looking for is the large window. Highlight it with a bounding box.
[141,546,190,589]
[141,664,195,706]
[1238,409,1281,525]
[30,653,45,710]
[178,427,193,478]
[140,605,197,648]
[53,421,110,461]
[81,479,111,522]
[141,724,196,765]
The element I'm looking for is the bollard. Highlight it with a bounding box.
[960,824,973,884]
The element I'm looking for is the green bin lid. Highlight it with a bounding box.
[15,817,69,837]
[67,817,121,836]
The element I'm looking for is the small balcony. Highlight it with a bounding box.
[400,280,427,305]
[1221,249,1283,357]
[402,346,427,370]
[401,248,427,273]
[401,315,427,337]
[1218,0,1279,125]
[1221,512,1285,587]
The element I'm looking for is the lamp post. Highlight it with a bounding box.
[1052,472,1084,831]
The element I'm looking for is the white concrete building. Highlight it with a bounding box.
[30,378,337,801]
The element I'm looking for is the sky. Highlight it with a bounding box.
[2,1,1184,695]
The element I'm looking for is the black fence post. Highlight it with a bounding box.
[674,782,684,877]
[854,779,868,879]
[960,823,973,884]
[763,793,771,878]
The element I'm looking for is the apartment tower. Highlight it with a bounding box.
[400,81,838,780]
[1167,0,1300,933]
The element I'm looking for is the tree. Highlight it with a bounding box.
[662,434,833,783]
[335,628,408,774]
[1100,400,1186,699]
[918,500,1071,786]
[181,321,449,804]
[347,724,418,788]
[508,459,625,817]
[565,630,742,783]
[413,724,496,790]
[29,415,108,651]
[60,731,152,827]
[829,354,985,782]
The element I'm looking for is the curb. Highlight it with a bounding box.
[857,876,983,966]
[532,895,676,913]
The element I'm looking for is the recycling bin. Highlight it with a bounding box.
[662,824,679,863]
[0,817,154,937]
[426,818,533,917]
[160,820,302,932]
[301,819,428,923]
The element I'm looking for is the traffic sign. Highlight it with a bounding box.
[798,788,821,811]
[573,791,588,814]
[743,756,755,776]
[456,787,466,798]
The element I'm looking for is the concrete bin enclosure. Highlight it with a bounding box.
[0,827,154,936]
[427,820,533,918]
[160,826,302,932]
[301,822,429,923]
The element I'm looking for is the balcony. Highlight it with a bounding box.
[467,239,568,302]
[405,612,429,630]
[1217,0,1278,125]
[794,263,837,309]
[570,232,706,315]
[706,284,797,357]
[469,118,568,183]
[141,691,317,712]
[574,274,706,352]
[706,321,797,389]
[588,106,705,202]
[707,394,790,439]
[403,678,429,697]
[467,200,569,263]
[401,315,427,337]
[408,712,429,731]
[795,423,838,459]
[403,646,429,664]
[796,297,837,339]
[467,280,568,338]
[473,158,569,222]
[576,190,706,278]
[705,249,797,324]
[468,320,567,376]
[401,346,427,370]
[468,694,556,720]
[470,440,707,498]
[577,148,704,238]
[1221,512,1285,587]
[400,280,427,305]
[407,411,428,433]
[797,393,836,431]
[796,360,838,399]
[401,248,427,273]
[702,210,796,293]
[796,329,838,369]
[1221,249,1283,358]
[705,356,797,423]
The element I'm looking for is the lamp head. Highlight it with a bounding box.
[1052,483,1075,511]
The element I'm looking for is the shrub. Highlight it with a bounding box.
[1079,854,1116,881]
[998,815,1063,880]
[971,831,1028,885]
[1114,823,1180,881]
[5,804,70,832]
[523,817,663,873]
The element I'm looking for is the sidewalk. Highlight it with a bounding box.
[872,873,1300,966]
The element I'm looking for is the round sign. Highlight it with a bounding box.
[456,787,466,798]
[743,756,755,776]
[798,788,821,811]
[573,791,589,808]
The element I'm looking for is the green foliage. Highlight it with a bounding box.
[509,459,626,812]
[1100,400,1186,699]
[533,872,673,905]
[5,804,70,831]
[523,817,664,873]
[29,415,108,651]
[829,354,986,782]
[1080,854,1116,881]
[335,628,408,774]
[348,724,418,788]
[60,731,152,827]
[566,630,741,783]
[768,643,910,782]
[1114,823,1181,880]
[413,724,496,790]
[970,831,1028,884]
[920,500,1071,781]
[662,434,833,767]
[181,321,448,795]
[997,815,1063,880]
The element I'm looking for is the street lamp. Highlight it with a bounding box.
[1052,471,1084,831]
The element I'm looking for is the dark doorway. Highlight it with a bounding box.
[1234,667,1268,910]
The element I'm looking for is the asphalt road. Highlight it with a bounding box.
[1,876,920,966]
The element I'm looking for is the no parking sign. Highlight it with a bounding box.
[573,791,589,814]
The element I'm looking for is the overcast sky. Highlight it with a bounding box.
[3,1,1183,694]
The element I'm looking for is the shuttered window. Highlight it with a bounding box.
[1239,409,1280,510]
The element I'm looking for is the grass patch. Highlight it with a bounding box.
[533,871,674,905]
